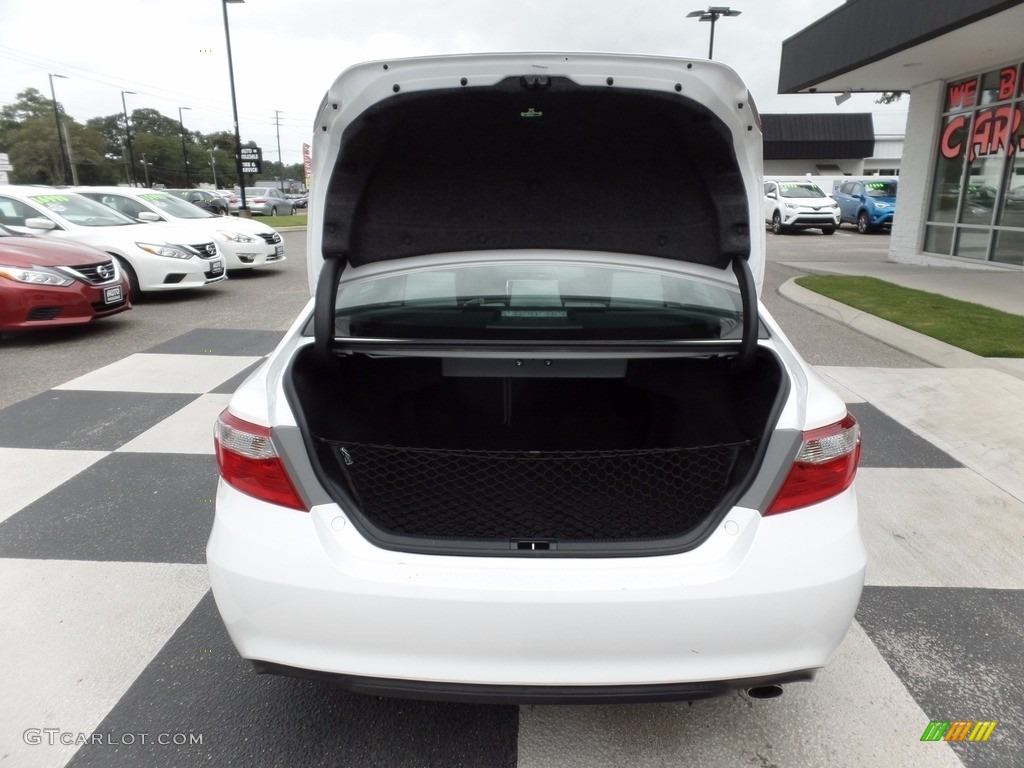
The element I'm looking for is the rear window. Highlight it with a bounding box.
[333,262,743,341]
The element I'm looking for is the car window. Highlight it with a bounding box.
[333,262,743,341]
[778,182,826,199]
[0,196,42,227]
[26,193,135,227]
[87,194,151,220]
[138,192,215,219]
[864,181,897,198]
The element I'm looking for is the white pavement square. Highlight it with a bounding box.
[53,354,263,395]
[858,467,1024,589]
[517,623,963,768]
[116,394,233,455]
[819,366,1024,503]
[0,559,210,768]
[0,448,108,525]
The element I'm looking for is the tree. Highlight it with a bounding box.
[875,91,907,105]
[130,107,185,138]
[4,118,62,183]
[1,87,273,188]
[0,88,54,126]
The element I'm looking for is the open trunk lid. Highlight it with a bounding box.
[307,53,765,365]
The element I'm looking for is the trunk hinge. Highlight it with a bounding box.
[314,255,346,364]
[731,255,758,374]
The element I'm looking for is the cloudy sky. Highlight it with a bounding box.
[0,0,908,168]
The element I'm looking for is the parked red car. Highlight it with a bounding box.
[0,225,131,331]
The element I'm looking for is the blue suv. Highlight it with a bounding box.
[834,178,897,233]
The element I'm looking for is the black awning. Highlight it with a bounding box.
[778,0,1024,94]
[763,113,875,160]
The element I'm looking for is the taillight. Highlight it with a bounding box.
[765,414,860,515]
[214,409,306,511]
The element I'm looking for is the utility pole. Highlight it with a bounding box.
[48,74,72,185]
[208,148,218,188]
[121,90,138,186]
[274,110,284,192]
[179,106,192,187]
[62,123,79,185]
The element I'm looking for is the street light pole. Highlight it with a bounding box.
[686,6,741,60]
[48,74,71,185]
[222,0,250,217]
[121,90,138,186]
[178,106,192,187]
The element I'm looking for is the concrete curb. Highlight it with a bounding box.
[779,278,1024,380]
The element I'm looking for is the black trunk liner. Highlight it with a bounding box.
[319,438,757,542]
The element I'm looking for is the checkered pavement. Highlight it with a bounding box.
[1,328,1021,767]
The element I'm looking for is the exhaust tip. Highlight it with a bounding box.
[746,685,784,700]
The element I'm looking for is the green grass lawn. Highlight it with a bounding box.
[794,275,1024,358]
[249,212,307,229]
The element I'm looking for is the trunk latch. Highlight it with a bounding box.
[513,540,555,551]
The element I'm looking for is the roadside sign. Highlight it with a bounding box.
[239,146,262,174]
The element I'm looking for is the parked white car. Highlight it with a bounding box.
[208,53,865,704]
[76,187,285,271]
[763,179,840,235]
[0,186,225,299]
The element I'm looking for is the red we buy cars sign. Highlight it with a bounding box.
[940,64,1024,162]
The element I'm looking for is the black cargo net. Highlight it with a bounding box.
[320,439,757,542]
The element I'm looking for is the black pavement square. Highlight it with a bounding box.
[857,586,1024,767]
[0,391,197,451]
[0,452,216,563]
[848,402,962,469]
[66,592,519,768]
[211,359,267,394]
[147,328,283,357]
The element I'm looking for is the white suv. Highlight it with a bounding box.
[208,53,865,704]
[0,186,225,299]
[764,179,840,235]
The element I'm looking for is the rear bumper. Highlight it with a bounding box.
[252,660,816,704]
[208,482,866,699]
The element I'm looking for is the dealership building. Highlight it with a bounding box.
[780,0,1024,269]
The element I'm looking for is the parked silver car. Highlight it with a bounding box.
[242,187,294,216]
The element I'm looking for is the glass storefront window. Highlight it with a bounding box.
[992,229,1024,266]
[961,157,1003,226]
[923,225,954,256]
[953,229,992,261]
[927,61,1024,265]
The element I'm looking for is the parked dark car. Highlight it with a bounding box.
[0,224,131,332]
[167,189,230,216]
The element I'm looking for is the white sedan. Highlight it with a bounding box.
[76,187,285,271]
[208,53,865,704]
[0,186,225,299]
